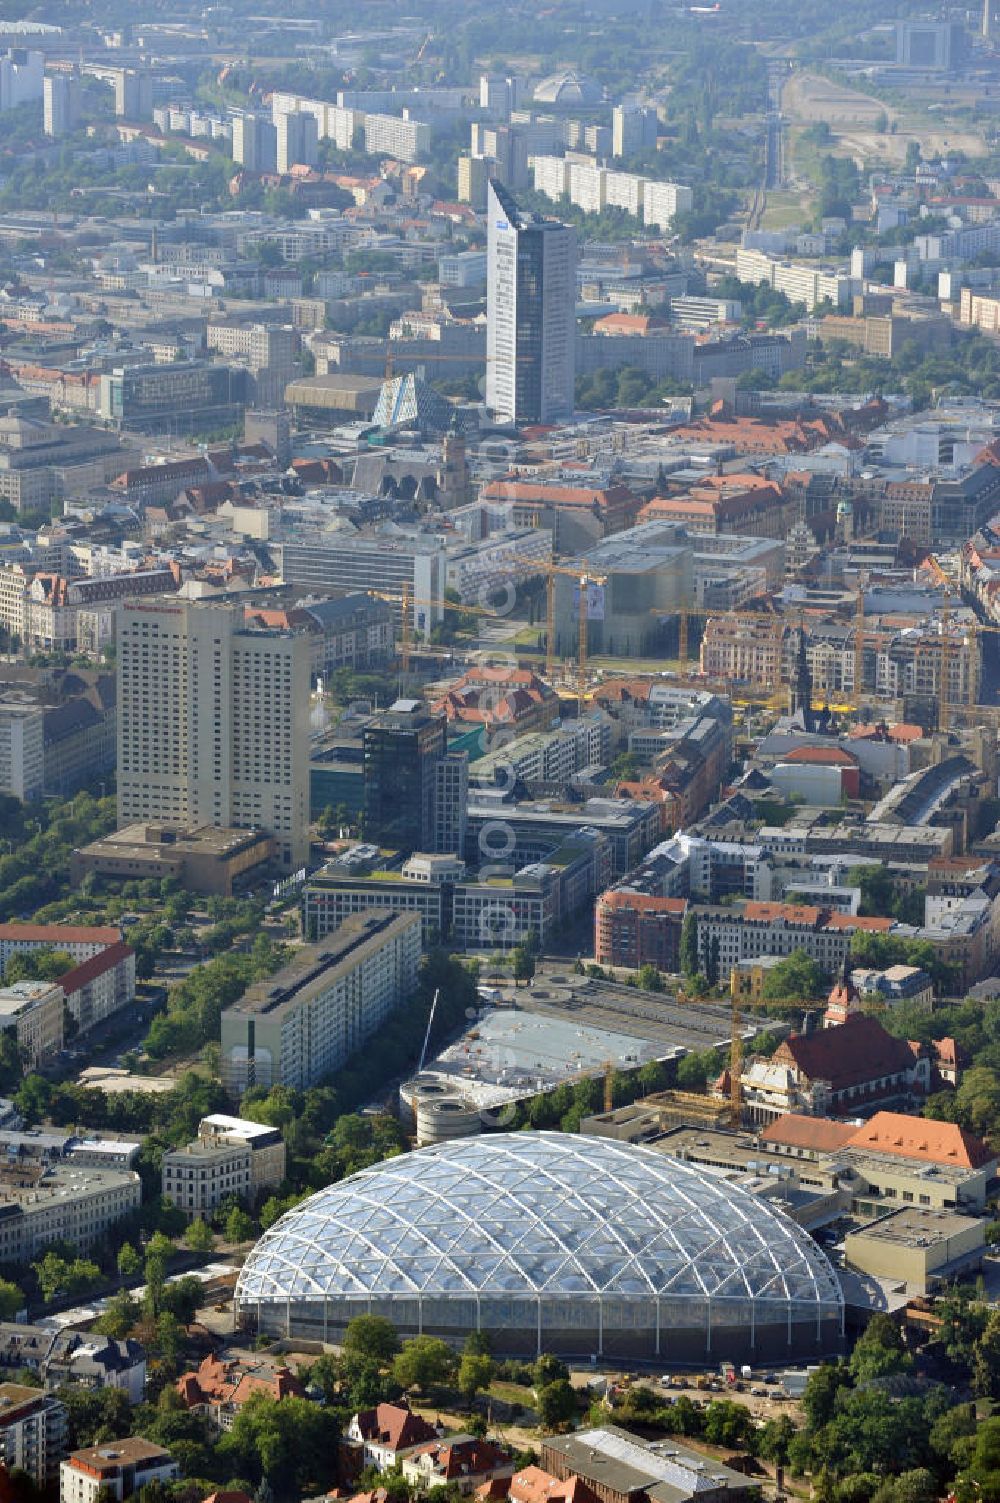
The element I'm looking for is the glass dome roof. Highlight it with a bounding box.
[236,1131,843,1310]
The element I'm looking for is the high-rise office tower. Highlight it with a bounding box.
[479,73,526,119]
[486,179,576,427]
[232,112,278,173]
[276,110,318,173]
[612,103,658,159]
[433,749,468,857]
[43,72,79,138]
[113,69,152,120]
[363,699,447,852]
[117,601,310,870]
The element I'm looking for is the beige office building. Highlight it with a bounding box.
[117,601,310,870]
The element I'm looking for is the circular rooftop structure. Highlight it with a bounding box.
[236,1132,844,1362]
[532,70,603,106]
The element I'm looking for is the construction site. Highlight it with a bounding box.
[396,964,756,1138]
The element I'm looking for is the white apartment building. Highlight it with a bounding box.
[220,911,423,1095]
[0,922,123,975]
[0,980,63,1065]
[43,72,78,137]
[0,703,43,799]
[116,601,310,871]
[0,1385,67,1490]
[568,160,605,215]
[612,103,658,159]
[60,1439,178,1503]
[276,110,318,173]
[735,246,851,311]
[533,154,570,200]
[0,1164,141,1263]
[605,170,646,217]
[270,90,360,151]
[643,180,694,231]
[362,112,430,162]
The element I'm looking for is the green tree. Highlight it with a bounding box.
[225,1205,257,1243]
[636,963,664,993]
[94,1289,138,1340]
[392,1336,456,1393]
[849,1313,911,1384]
[802,1363,851,1430]
[761,948,825,1002]
[511,946,536,986]
[185,1217,214,1255]
[116,1243,141,1280]
[535,1379,577,1430]
[0,1278,23,1320]
[32,1252,101,1303]
[343,1314,400,1365]
[532,1354,568,1389]
[458,1352,494,1404]
[974,1309,1000,1398]
[219,1393,341,1494]
[680,911,698,978]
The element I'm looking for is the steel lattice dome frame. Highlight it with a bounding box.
[235,1132,845,1362]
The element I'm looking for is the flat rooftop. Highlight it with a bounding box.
[403,965,747,1113]
[81,824,270,859]
[546,1427,752,1499]
[227,910,418,1021]
[847,1206,983,1248]
[0,1161,137,1210]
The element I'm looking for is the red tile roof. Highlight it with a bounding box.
[845,1110,992,1168]
[59,941,134,995]
[784,746,858,767]
[352,1403,438,1452]
[760,1115,857,1153]
[743,901,822,926]
[775,1014,918,1093]
[508,1469,602,1503]
[0,923,122,946]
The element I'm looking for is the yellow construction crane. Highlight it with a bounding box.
[366,588,507,674]
[539,563,608,710]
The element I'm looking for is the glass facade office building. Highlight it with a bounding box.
[236,1132,844,1362]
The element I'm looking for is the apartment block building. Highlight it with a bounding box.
[692,900,895,976]
[594,890,687,971]
[362,112,431,162]
[643,180,693,230]
[117,601,310,871]
[0,922,124,975]
[162,1113,286,1218]
[0,1163,141,1263]
[58,942,136,1035]
[276,109,318,173]
[471,712,612,790]
[60,1439,178,1503]
[531,158,691,229]
[220,911,422,1095]
[0,980,63,1064]
[0,702,44,799]
[735,247,851,312]
[0,1384,67,1490]
[700,612,786,684]
[612,103,658,158]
